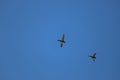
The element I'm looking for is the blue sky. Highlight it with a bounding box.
[0,0,120,80]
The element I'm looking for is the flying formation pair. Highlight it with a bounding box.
[57,34,96,62]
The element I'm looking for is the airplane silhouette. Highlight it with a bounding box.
[57,34,65,47]
[89,53,96,61]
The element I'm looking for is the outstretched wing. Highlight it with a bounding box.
[60,42,64,47]
[61,34,65,41]
[93,53,96,57]
[92,58,95,61]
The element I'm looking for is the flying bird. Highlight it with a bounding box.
[89,53,96,61]
[57,34,65,47]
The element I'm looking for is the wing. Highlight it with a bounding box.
[92,58,95,61]
[93,53,96,57]
[61,34,65,41]
[60,42,64,47]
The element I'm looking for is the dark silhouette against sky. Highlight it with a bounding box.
[0,0,120,80]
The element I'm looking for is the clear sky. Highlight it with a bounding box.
[0,0,120,80]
